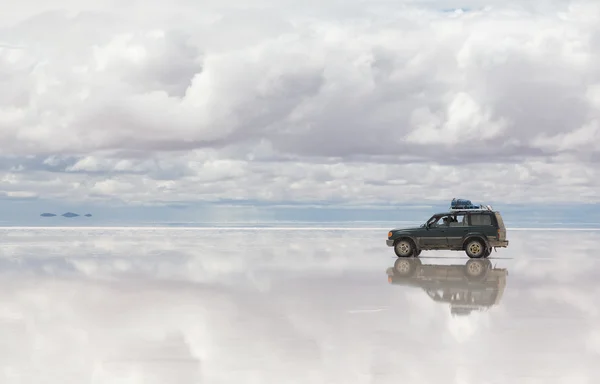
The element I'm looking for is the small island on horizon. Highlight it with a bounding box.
[40,212,93,218]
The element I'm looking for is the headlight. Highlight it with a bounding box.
[388,231,392,238]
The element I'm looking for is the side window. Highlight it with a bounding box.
[431,216,446,226]
[448,213,466,226]
[428,216,441,226]
[470,213,492,226]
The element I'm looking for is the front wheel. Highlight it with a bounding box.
[465,239,485,258]
[394,239,414,257]
[393,258,421,276]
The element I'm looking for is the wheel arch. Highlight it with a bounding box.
[462,235,489,249]
[394,235,419,249]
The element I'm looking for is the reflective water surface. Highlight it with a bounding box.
[0,228,599,383]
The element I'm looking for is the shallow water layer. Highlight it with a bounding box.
[0,227,598,383]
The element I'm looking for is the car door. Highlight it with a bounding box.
[422,215,449,248]
[444,213,469,248]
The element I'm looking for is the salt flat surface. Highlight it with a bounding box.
[0,227,599,383]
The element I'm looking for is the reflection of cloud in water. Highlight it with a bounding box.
[587,331,600,354]
[530,286,600,318]
[1,228,600,382]
[0,277,325,383]
[447,315,482,343]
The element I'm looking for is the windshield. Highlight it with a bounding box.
[426,216,438,226]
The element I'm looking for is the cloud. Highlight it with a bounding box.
[3,152,600,208]
[1,0,600,207]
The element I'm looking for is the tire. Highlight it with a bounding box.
[483,248,492,258]
[415,249,422,257]
[394,238,415,257]
[464,259,492,280]
[465,239,485,258]
[393,257,422,276]
[393,258,420,276]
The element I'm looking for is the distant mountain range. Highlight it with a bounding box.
[40,212,92,218]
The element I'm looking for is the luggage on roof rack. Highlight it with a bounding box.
[451,198,480,209]
[450,198,493,211]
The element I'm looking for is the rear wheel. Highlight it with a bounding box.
[463,259,492,280]
[465,239,485,258]
[394,239,414,257]
[483,248,492,258]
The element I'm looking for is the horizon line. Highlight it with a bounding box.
[1,226,600,231]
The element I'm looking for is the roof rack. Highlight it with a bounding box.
[449,205,494,212]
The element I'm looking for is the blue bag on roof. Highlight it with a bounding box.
[451,198,481,210]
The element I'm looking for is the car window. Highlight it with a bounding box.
[430,214,467,227]
[470,213,493,226]
[427,216,439,226]
[430,216,446,226]
[429,215,449,226]
[448,213,466,226]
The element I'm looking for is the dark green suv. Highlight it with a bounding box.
[386,207,508,258]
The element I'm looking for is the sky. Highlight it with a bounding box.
[1,0,600,223]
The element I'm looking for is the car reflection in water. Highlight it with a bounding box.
[386,258,508,316]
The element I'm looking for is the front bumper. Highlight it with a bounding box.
[386,239,394,247]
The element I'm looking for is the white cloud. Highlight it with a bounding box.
[1,0,600,206]
[3,152,600,205]
[406,92,508,144]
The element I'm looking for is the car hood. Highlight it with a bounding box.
[390,226,424,233]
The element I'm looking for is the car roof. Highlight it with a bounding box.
[432,210,498,216]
